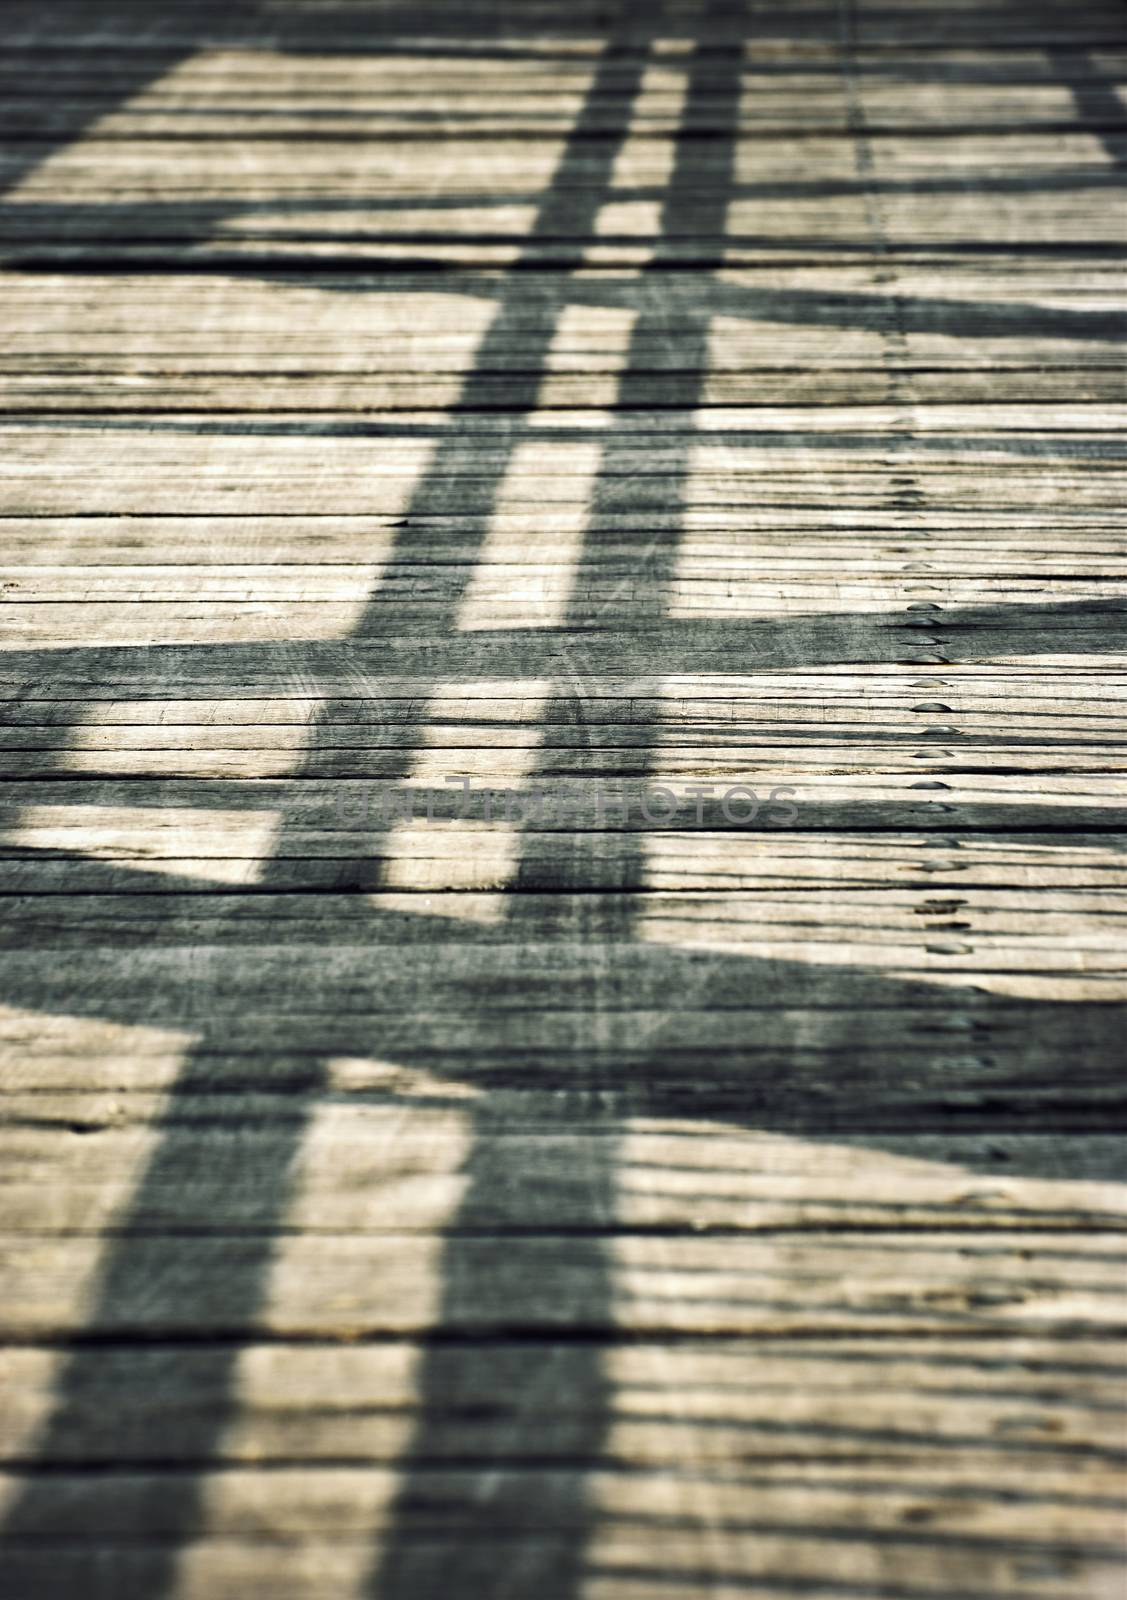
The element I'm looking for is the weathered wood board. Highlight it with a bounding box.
[0,1,1124,1596]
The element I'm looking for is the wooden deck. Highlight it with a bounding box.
[1,2,1126,1595]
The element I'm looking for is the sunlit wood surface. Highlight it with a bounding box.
[1,2,1125,1596]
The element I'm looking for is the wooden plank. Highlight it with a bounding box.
[1,1122,1123,1233]
[3,1334,1125,1465]
[1,1523,1122,1600]
[2,1228,1124,1338]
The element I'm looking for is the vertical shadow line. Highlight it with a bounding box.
[367,8,745,1597]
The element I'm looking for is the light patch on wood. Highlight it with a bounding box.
[404,678,551,783]
[54,699,320,774]
[3,51,576,205]
[219,203,541,245]
[0,430,441,522]
[279,1094,474,1233]
[422,681,553,724]
[537,303,639,408]
[456,441,603,629]
[0,1004,195,1105]
[3,804,282,885]
[0,601,384,650]
[638,829,1127,890]
[0,1003,194,1074]
[595,200,664,239]
[322,1057,480,1103]
[635,890,1127,999]
[637,797,1127,998]
[612,1125,1127,1231]
[608,63,689,191]
[375,819,523,904]
[631,770,1127,812]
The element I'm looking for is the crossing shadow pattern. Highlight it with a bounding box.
[0,2,1125,1596]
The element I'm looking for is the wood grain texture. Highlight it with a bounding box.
[0,1,1124,1597]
